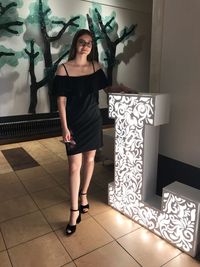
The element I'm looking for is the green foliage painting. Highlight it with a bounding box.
[0,0,23,67]
[0,0,137,115]
[87,3,137,85]
[24,0,85,113]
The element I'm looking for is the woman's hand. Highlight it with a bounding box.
[119,85,131,93]
[106,84,138,94]
[62,128,71,143]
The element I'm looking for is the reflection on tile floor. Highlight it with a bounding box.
[0,137,199,267]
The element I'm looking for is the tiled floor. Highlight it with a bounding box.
[0,137,199,267]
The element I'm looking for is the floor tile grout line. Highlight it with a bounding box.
[49,227,75,263]
[0,209,40,225]
[0,166,106,227]
[0,228,15,267]
[50,210,123,262]
[1,157,144,265]
[86,198,156,266]
[0,152,13,174]
[14,168,60,212]
[31,198,70,210]
[48,173,70,193]
[39,163,70,186]
[1,142,152,266]
[6,230,54,251]
[0,169,44,225]
[37,138,68,161]
[3,215,73,265]
[15,166,71,209]
[59,260,77,267]
[0,140,187,267]
[15,155,67,194]
[16,165,60,181]
[53,228,77,262]
[5,249,14,267]
[89,206,141,240]
[70,235,145,265]
[90,209,145,266]
[41,162,68,175]
[52,212,116,261]
[0,190,70,224]
[18,177,66,195]
[0,228,8,251]
[115,239,143,267]
[159,251,183,267]
[6,142,94,261]
[11,159,75,264]
[71,240,116,262]
[20,143,66,167]
[2,169,71,256]
[0,177,116,229]
[2,139,200,267]
[23,183,66,195]
[1,195,177,267]
[0,190,27,206]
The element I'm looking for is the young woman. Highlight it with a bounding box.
[54,29,130,235]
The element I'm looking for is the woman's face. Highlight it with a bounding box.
[76,34,93,56]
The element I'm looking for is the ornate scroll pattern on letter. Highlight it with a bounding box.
[108,94,200,257]
[159,193,197,252]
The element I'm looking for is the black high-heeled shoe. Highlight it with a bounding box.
[79,192,90,214]
[66,208,81,235]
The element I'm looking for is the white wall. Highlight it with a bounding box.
[0,0,152,116]
[156,0,200,168]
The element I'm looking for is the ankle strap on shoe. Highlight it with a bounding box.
[80,192,87,195]
[70,208,79,212]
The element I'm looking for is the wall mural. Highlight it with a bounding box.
[0,0,23,67]
[87,6,137,85]
[0,0,137,114]
[108,93,200,257]
[23,0,82,113]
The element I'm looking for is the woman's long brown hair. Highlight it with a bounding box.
[68,29,94,61]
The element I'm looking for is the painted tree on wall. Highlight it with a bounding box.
[0,0,23,68]
[86,13,99,62]
[24,40,69,113]
[0,0,138,115]
[86,4,106,63]
[25,0,84,113]
[86,3,137,85]
[95,8,137,85]
[86,5,105,63]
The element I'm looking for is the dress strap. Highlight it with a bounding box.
[62,64,69,76]
[92,61,95,73]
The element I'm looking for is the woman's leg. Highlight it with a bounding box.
[80,150,96,206]
[68,153,82,225]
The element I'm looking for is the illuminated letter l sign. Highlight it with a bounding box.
[108,93,200,257]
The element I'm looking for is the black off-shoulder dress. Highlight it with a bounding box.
[53,66,109,155]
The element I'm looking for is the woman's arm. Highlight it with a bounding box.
[57,96,71,142]
[93,62,138,94]
[103,84,135,94]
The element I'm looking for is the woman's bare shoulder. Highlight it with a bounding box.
[56,63,67,76]
[56,61,74,76]
[93,61,102,72]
